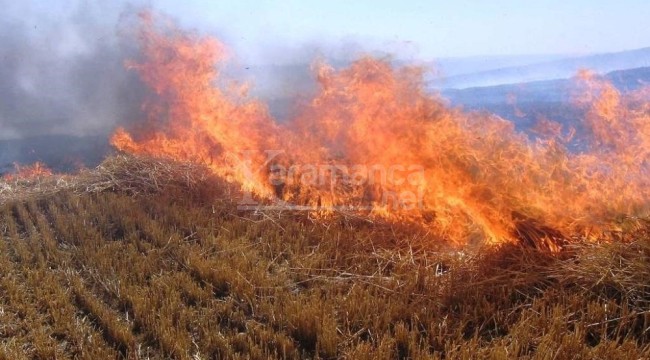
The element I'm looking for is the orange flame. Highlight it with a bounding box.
[3,162,53,181]
[112,13,650,247]
[111,12,279,198]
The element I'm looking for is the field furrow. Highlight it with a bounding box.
[0,182,647,359]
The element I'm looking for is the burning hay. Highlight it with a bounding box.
[1,179,649,358]
[0,153,640,252]
[2,6,650,359]
[104,12,650,249]
[3,13,649,251]
[2,162,53,181]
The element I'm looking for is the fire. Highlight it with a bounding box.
[111,12,279,198]
[112,12,650,248]
[3,162,53,181]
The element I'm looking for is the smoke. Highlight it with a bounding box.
[0,1,147,140]
[0,2,427,171]
[0,2,398,139]
[226,39,424,123]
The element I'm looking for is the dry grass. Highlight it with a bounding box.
[0,155,648,359]
[0,154,216,205]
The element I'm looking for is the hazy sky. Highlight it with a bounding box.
[151,0,650,60]
[4,0,650,61]
[1,0,648,139]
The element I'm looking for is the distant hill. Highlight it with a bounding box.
[428,54,568,78]
[435,47,650,89]
[234,49,650,120]
[442,66,650,131]
[444,66,650,106]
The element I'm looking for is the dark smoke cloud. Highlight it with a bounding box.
[0,1,147,140]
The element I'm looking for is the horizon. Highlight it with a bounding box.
[4,1,650,60]
[1,1,650,141]
[151,0,650,61]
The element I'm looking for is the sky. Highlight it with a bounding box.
[150,0,650,60]
[1,0,649,140]
[4,0,650,61]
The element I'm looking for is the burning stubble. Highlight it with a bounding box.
[108,12,650,247]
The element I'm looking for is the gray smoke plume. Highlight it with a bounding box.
[0,1,147,140]
[0,1,151,171]
[0,1,393,172]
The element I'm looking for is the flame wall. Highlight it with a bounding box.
[112,13,650,246]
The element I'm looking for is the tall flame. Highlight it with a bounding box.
[112,13,650,247]
[111,12,279,197]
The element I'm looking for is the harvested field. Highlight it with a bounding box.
[0,156,648,359]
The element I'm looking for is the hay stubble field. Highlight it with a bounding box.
[0,156,648,359]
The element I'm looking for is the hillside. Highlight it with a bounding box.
[443,66,650,131]
[0,156,648,359]
[436,47,650,89]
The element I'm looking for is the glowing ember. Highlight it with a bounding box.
[112,12,650,248]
